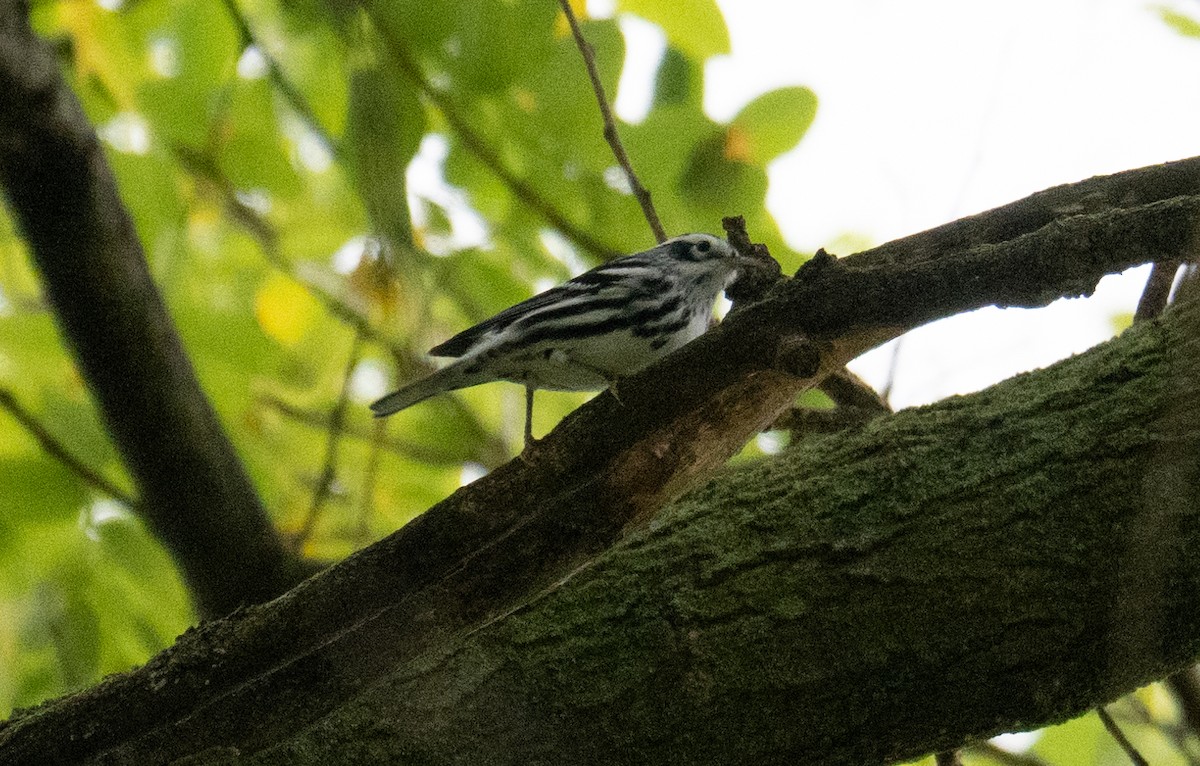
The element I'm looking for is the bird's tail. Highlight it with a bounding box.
[370,362,485,417]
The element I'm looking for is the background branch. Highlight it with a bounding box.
[0,388,138,509]
[0,3,311,618]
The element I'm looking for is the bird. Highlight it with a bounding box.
[370,233,749,447]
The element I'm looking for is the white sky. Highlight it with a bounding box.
[695,0,1200,407]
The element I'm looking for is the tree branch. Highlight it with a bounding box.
[235,293,1200,765]
[219,0,341,159]
[4,156,1199,763]
[1098,707,1150,766]
[0,3,311,617]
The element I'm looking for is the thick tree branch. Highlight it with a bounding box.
[3,156,1199,763]
[0,3,309,617]
[237,295,1200,765]
[9,263,1200,764]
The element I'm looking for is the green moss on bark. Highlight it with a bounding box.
[244,301,1200,765]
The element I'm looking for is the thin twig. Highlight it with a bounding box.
[1121,688,1200,765]
[0,388,139,508]
[1134,260,1181,322]
[935,752,963,766]
[219,0,341,158]
[1098,705,1149,766]
[361,2,621,260]
[880,337,903,405]
[556,0,665,243]
[292,332,364,550]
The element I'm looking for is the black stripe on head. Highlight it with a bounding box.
[671,238,702,261]
[667,235,724,262]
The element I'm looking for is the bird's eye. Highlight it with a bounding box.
[696,240,711,253]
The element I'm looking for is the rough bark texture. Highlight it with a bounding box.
[0,0,309,617]
[242,295,1200,766]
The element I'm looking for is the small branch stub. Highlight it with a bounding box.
[721,215,783,309]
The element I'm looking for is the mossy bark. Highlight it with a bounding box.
[236,298,1200,764]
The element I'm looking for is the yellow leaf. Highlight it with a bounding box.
[723,125,753,164]
[255,275,319,346]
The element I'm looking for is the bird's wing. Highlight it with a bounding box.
[429,284,577,357]
[428,250,669,358]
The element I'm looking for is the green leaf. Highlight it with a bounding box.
[220,78,303,199]
[618,0,731,61]
[137,0,239,146]
[727,86,818,165]
[1157,6,1200,39]
[653,47,696,108]
[344,64,425,250]
[0,455,88,529]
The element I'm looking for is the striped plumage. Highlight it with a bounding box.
[370,233,746,444]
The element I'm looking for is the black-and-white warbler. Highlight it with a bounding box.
[371,233,748,446]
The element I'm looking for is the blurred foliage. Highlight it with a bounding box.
[0,0,811,715]
[0,3,1195,765]
[1157,5,1200,40]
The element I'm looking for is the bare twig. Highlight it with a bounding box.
[0,388,139,508]
[1120,690,1200,765]
[292,332,364,550]
[935,751,963,766]
[1098,705,1149,766]
[1135,260,1182,322]
[880,337,903,404]
[1167,668,1200,748]
[361,3,621,260]
[556,0,665,244]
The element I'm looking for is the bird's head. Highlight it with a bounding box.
[658,233,753,293]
